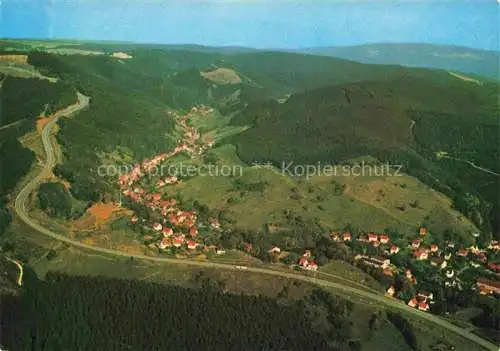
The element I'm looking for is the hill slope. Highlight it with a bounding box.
[229,73,499,239]
[295,43,499,80]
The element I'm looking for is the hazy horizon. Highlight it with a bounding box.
[1,0,498,51]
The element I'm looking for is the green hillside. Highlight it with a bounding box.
[229,74,499,239]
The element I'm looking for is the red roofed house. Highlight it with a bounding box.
[430,244,439,253]
[162,227,173,237]
[419,227,428,236]
[343,232,352,242]
[390,245,400,254]
[408,297,418,308]
[173,238,183,248]
[131,216,139,224]
[152,193,162,201]
[368,233,378,242]
[476,278,500,295]
[379,234,390,244]
[411,239,421,249]
[152,223,163,231]
[244,242,253,252]
[488,263,500,272]
[210,218,220,229]
[307,261,318,271]
[189,227,198,236]
[159,238,171,250]
[187,241,197,250]
[418,302,429,312]
[414,250,428,260]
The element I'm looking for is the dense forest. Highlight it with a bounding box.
[1,272,363,351]
[229,77,500,239]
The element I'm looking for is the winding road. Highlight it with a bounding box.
[13,92,499,351]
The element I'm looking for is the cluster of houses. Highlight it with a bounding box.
[328,227,500,310]
[118,106,219,253]
[297,250,319,271]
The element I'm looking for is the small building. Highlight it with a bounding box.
[152,223,163,231]
[215,248,226,255]
[269,246,281,254]
[445,268,455,278]
[444,252,452,260]
[419,227,428,236]
[162,227,173,237]
[368,233,378,242]
[430,244,439,253]
[159,238,171,250]
[360,256,390,269]
[417,291,434,301]
[411,239,421,249]
[386,285,396,296]
[379,234,390,244]
[189,227,198,236]
[187,241,197,250]
[418,302,429,312]
[173,238,183,248]
[303,250,312,258]
[330,232,339,241]
[408,297,418,308]
[414,250,428,260]
[390,245,400,254]
[342,232,352,242]
[306,261,318,271]
[476,278,500,295]
[457,248,468,257]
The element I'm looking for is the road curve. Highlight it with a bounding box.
[5,257,23,286]
[13,92,499,351]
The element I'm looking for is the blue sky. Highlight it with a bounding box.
[1,0,498,50]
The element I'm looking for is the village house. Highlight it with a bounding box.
[476,278,500,295]
[173,238,183,248]
[418,302,430,312]
[408,297,418,308]
[359,255,391,269]
[457,248,468,257]
[210,218,221,229]
[487,263,500,272]
[306,261,318,271]
[162,227,173,237]
[159,238,171,250]
[152,223,163,231]
[216,248,226,255]
[187,241,197,250]
[487,240,499,250]
[342,232,352,242]
[444,252,452,260]
[383,268,394,276]
[417,291,434,302]
[390,245,400,254]
[189,227,198,236]
[379,234,390,244]
[419,227,428,236]
[368,233,378,242]
[330,232,339,241]
[414,249,428,260]
[131,216,139,224]
[269,246,281,254]
[386,285,396,297]
[411,239,421,249]
[430,244,439,253]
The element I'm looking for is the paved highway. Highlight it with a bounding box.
[13,92,499,351]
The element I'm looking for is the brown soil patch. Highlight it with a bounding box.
[87,202,122,226]
[116,244,145,255]
[36,116,53,134]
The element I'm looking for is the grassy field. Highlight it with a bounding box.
[172,141,478,238]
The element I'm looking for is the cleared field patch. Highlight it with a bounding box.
[448,71,482,85]
[201,68,242,85]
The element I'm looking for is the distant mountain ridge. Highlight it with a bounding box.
[291,43,499,80]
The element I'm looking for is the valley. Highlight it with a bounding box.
[0,39,498,351]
